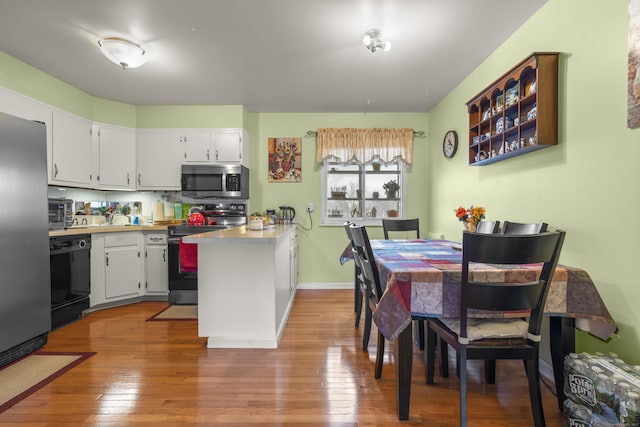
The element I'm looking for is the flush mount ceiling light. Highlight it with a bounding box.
[98,37,146,69]
[363,28,391,53]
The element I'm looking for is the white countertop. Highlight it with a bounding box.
[183,224,296,243]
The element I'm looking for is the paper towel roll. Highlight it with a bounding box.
[153,201,165,221]
[165,204,174,219]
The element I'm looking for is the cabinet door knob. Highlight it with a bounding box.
[138,173,141,185]
[127,173,130,185]
[54,163,58,178]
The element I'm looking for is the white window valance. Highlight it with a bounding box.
[315,128,414,165]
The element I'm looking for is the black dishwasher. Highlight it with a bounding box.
[49,235,91,329]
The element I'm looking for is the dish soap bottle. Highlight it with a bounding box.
[132,206,140,225]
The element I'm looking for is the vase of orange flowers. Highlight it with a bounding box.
[454,205,486,232]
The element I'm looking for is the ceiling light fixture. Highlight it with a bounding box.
[98,37,146,69]
[363,29,391,53]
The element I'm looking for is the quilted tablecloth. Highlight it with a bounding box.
[342,239,616,341]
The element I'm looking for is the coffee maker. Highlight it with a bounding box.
[279,206,296,224]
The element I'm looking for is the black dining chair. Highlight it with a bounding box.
[343,221,364,330]
[437,220,500,379]
[381,218,426,350]
[425,230,566,427]
[382,218,420,240]
[469,220,548,381]
[475,220,500,234]
[502,221,548,234]
[349,224,385,379]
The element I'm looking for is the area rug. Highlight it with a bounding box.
[147,305,198,321]
[0,351,95,414]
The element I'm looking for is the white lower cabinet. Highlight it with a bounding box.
[144,233,168,295]
[91,232,144,307]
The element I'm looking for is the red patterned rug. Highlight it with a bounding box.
[0,351,95,413]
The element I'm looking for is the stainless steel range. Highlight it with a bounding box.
[167,202,247,305]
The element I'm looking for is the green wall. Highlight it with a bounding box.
[428,0,639,363]
[136,105,244,128]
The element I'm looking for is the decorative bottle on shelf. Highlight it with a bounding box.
[371,206,377,218]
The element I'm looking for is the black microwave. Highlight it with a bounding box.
[181,164,249,199]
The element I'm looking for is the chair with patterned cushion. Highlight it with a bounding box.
[502,221,547,235]
[349,223,385,378]
[425,230,565,427]
[472,220,548,381]
[475,220,500,234]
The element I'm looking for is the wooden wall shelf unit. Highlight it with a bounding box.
[466,52,559,166]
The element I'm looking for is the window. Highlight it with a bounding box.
[314,127,413,225]
[322,158,406,225]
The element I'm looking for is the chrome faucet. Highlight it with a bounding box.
[109,213,130,225]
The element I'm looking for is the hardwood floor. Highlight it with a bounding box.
[0,289,564,426]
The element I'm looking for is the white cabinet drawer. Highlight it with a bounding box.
[104,233,138,247]
[145,234,167,245]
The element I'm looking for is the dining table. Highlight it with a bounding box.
[340,238,617,421]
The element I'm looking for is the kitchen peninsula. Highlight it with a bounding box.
[183,224,298,349]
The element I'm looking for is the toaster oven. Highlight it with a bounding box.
[48,198,73,230]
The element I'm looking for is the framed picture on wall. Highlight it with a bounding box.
[628,0,640,128]
[268,137,302,182]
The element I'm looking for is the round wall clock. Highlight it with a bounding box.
[442,130,458,158]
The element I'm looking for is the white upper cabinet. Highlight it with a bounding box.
[136,131,182,190]
[213,130,243,163]
[182,133,213,163]
[94,124,136,190]
[51,109,93,187]
[3,88,250,190]
[181,129,248,166]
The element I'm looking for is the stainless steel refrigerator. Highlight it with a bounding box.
[0,111,50,367]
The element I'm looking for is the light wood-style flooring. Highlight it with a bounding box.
[0,289,564,426]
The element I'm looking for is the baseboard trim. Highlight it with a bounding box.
[539,358,555,386]
[297,282,351,290]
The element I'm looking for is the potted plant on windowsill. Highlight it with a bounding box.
[383,179,400,199]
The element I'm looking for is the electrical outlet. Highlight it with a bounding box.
[307,203,314,213]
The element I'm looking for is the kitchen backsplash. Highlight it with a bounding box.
[47,187,181,220]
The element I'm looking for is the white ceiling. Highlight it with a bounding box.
[0,0,547,113]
